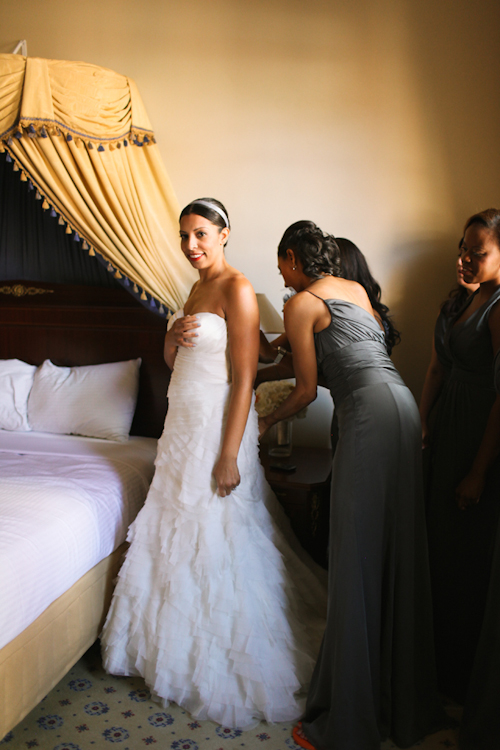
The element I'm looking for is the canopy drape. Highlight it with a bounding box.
[0,54,196,315]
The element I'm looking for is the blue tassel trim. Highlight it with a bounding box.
[40,127,48,138]
[14,131,23,139]
[4,142,166,317]
[66,133,73,142]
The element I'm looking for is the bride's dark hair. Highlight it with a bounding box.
[179,197,230,232]
[277,220,341,279]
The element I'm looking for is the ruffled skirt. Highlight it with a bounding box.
[101,380,327,729]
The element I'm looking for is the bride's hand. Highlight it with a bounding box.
[213,456,241,498]
[167,315,200,348]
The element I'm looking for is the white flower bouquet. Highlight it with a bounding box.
[254,380,307,419]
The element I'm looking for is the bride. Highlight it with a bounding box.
[101,198,327,730]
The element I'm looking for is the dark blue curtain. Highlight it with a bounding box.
[0,151,120,288]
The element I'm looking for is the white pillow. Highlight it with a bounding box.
[0,359,37,431]
[27,359,141,441]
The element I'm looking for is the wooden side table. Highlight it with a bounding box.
[260,446,332,568]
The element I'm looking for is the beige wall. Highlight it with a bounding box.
[2,0,500,445]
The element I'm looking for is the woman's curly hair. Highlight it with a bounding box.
[277,220,341,279]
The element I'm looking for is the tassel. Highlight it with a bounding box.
[123,139,128,147]
[143,135,150,144]
[42,199,49,210]
[82,240,89,250]
[107,263,114,273]
[159,304,165,315]
[58,216,65,225]
[109,143,115,151]
[89,247,95,256]
[149,297,156,309]
[140,290,148,301]
[73,231,80,242]
[114,269,122,279]
[6,153,12,163]
[28,181,34,190]
[28,124,36,134]
[14,130,23,139]
[65,224,72,234]
[40,126,48,138]
[133,283,139,294]
[152,136,157,144]
[123,277,130,287]
[50,208,57,218]
[7,137,13,146]
[13,162,19,172]
[116,142,121,149]
[20,172,28,182]
[97,144,105,152]
[66,133,73,142]
[35,191,42,200]
[88,142,94,150]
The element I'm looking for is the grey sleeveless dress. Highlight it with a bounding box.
[426,288,500,703]
[301,296,443,750]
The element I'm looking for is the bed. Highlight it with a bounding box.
[0,280,170,739]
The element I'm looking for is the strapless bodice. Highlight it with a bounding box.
[314,299,404,405]
[168,310,230,387]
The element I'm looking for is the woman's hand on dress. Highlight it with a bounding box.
[213,456,241,498]
[455,471,485,510]
[167,315,200,348]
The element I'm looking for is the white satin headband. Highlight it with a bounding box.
[191,200,230,228]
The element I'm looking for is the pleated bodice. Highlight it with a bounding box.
[313,299,404,406]
[168,310,230,387]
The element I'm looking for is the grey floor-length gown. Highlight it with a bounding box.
[301,295,444,750]
[426,288,500,703]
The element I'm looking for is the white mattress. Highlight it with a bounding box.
[0,430,157,650]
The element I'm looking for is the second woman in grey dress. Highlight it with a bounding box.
[257,221,444,750]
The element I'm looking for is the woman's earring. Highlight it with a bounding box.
[292,266,296,271]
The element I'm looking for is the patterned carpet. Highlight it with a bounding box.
[1,642,461,750]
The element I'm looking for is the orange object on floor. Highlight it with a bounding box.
[292,722,317,750]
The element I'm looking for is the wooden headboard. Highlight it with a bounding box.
[0,281,170,438]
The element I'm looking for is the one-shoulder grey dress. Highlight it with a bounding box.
[426,288,500,703]
[301,295,444,750]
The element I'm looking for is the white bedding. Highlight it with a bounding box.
[0,430,157,650]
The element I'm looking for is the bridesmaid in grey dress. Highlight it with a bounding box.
[426,209,500,705]
[257,221,444,750]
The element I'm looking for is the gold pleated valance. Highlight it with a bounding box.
[0,54,196,314]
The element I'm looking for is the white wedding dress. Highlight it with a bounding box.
[101,311,327,730]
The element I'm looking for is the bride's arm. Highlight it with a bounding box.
[214,277,260,497]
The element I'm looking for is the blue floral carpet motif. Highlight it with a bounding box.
[1,643,460,749]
